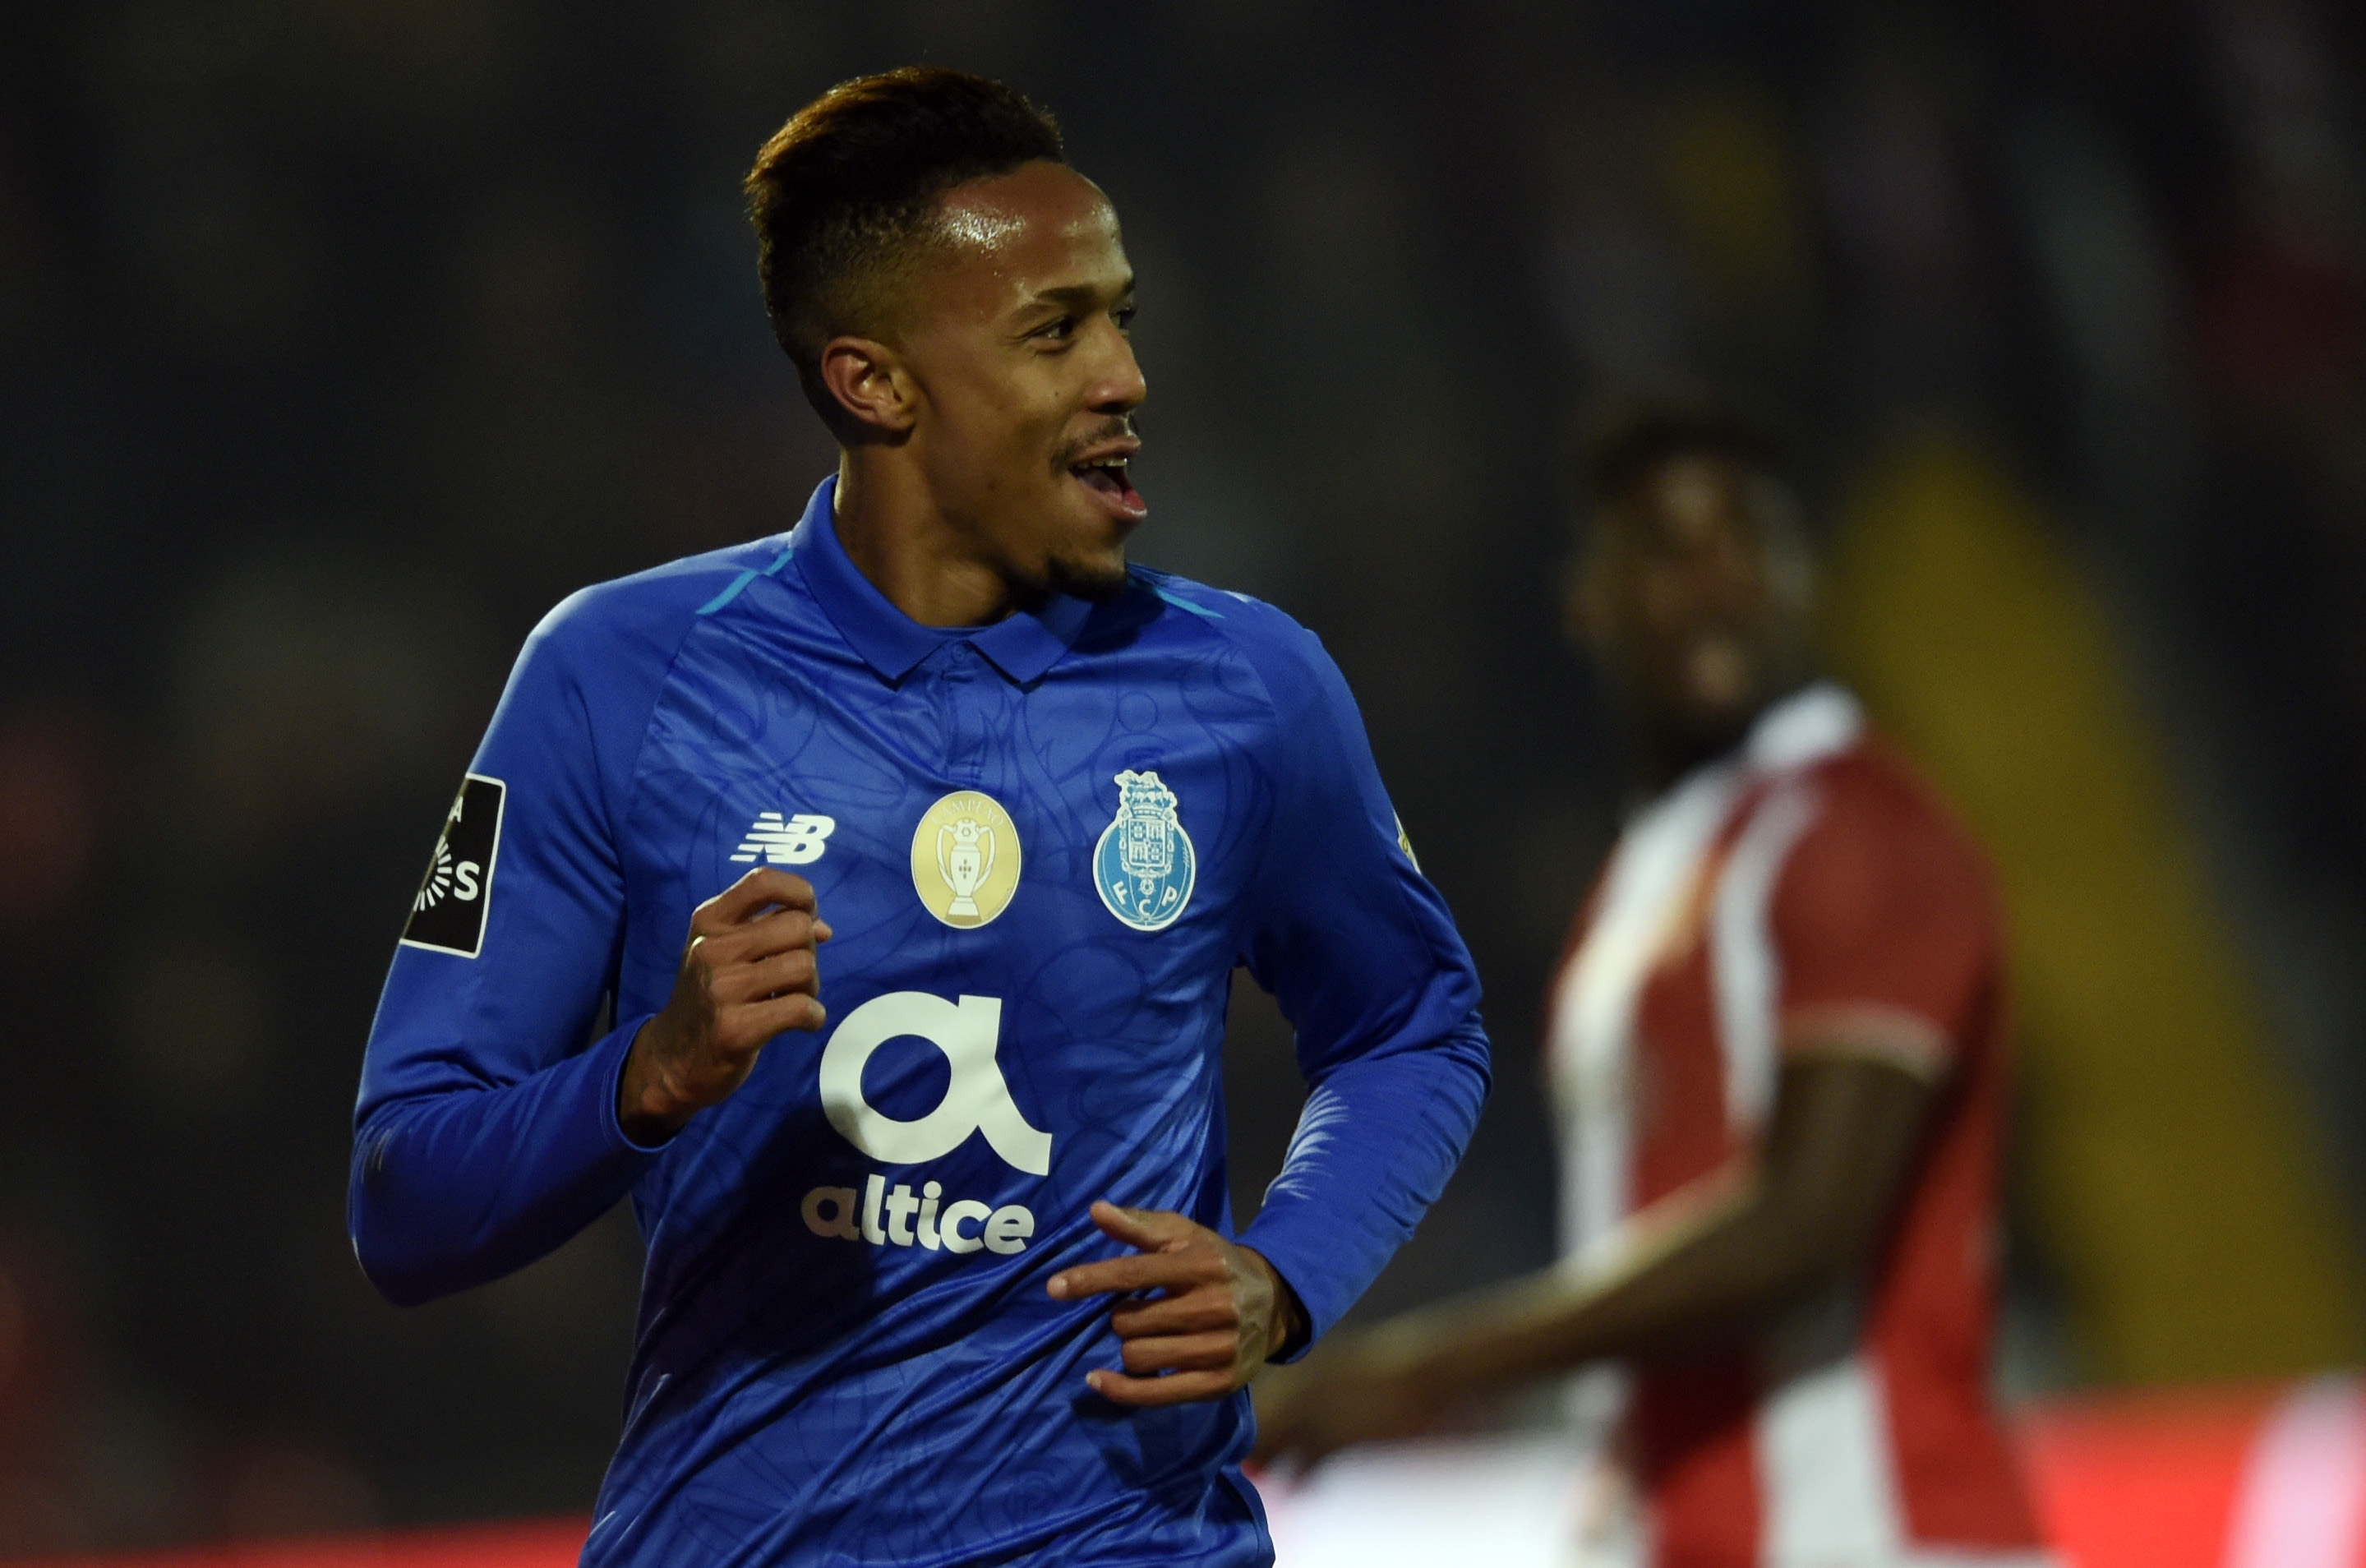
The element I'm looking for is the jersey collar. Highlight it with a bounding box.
[1743,680,1863,772]
[1629,682,1862,824]
[787,476,1093,685]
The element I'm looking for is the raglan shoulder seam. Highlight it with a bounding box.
[1125,570,1319,960]
[537,537,794,854]
[1131,567,1450,998]
[1123,566,1326,735]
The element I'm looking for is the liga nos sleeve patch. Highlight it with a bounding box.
[401,773,505,958]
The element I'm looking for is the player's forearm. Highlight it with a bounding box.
[1388,1170,1855,1398]
[1237,1012,1490,1349]
[1398,1052,1938,1399]
[348,1017,662,1306]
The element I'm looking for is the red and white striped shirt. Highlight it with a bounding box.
[1548,684,2048,1567]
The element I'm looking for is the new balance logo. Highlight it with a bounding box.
[730,811,836,866]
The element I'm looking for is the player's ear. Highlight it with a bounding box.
[819,335,917,436]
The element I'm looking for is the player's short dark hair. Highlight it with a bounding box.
[745,67,1066,427]
[1580,400,1796,507]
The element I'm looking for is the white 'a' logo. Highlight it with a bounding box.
[818,993,1052,1174]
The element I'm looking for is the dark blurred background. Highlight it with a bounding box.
[2,0,2364,1551]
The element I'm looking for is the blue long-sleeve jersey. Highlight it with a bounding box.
[350,477,1490,1566]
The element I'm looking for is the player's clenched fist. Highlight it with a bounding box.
[617,868,834,1145]
[1047,1202,1307,1407]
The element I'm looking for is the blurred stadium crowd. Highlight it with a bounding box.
[1,0,2364,1552]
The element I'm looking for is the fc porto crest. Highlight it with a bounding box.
[1094,769,1196,932]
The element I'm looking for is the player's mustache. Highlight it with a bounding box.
[1053,418,1138,468]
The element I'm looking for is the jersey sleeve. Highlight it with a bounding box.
[348,588,677,1307]
[1770,767,1998,1082]
[1229,611,1492,1352]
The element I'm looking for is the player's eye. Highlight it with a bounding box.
[1114,304,1137,333]
[1035,315,1076,342]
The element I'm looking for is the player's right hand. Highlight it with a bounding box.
[1250,1333,1446,1470]
[617,868,833,1145]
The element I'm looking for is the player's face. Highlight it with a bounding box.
[1571,455,1810,754]
[896,161,1146,604]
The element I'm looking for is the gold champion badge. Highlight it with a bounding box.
[911,790,1022,929]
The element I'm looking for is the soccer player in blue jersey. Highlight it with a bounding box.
[350,67,1491,1566]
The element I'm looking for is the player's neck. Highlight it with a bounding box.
[1628,675,1815,793]
[832,451,1023,630]
[1633,723,1746,796]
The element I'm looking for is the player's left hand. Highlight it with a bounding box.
[1048,1201,1305,1407]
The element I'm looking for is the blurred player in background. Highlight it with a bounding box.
[1255,407,2050,1567]
[348,68,1489,1566]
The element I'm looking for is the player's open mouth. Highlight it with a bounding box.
[1069,453,1146,522]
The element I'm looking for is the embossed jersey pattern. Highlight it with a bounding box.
[350,479,1490,1568]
